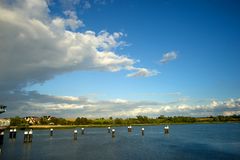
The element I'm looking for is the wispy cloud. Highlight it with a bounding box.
[160,51,177,64]
[1,91,239,118]
[126,67,159,77]
[58,0,111,11]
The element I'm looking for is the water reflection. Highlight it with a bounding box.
[0,124,239,160]
[22,143,32,159]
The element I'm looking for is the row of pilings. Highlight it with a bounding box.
[0,126,170,144]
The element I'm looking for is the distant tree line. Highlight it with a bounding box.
[9,115,240,126]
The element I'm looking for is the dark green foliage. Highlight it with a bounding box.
[136,115,150,123]
[213,115,240,122]
[50,117,69,125]
[10,116,28,126]
[40,117,49,125]
[74,117,89,125]
[9,114,240,126]
[114,118,124,124]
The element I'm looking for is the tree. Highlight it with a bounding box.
[136,115,149,123]
[74,117,89,125]
[114,118,124,124]
[10,116,28,126]
[40,117,48,125]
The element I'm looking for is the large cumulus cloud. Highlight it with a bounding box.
[0,0,157,92]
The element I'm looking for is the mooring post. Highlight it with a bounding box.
[108,127,111,133]
[128,126,132,132]
[50,128,53,136]
[74,129,77,140]
[13,129,17,139]
[0,131,4,145]
[141,128,144,136]
[24,131,28,143]
[28,129,33,142]
[112,129,115,138]
[164,125,169,134]
[9,129,13,139]
[81,128,85,135]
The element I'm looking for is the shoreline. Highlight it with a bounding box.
[9,121,240,130]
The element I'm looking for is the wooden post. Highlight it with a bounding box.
[112,129,115,138]
[81,128,85,135]
[141,128,144,136]
[0,131,4,145]
[128,126,132,132]
[24,131,28,143]
[28,130,33,142]
[13,129,17,139]
[50,128,53,136]
[9,129,13,139]
[74,129,77,140]
[164,126,169,134]
[108,127,111,133]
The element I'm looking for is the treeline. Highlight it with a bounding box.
[10,115,240,126]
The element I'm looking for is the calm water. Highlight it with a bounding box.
[0,123,240,160]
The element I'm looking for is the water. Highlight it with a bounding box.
[1,123,240,160]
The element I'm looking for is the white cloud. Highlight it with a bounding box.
[210,100,219,108]
[223,111,240,116]
[63,10,84,30]
[160,51,177,64]
[0,0,157,92]
[177,104,192,110]
[126,67,159,77]
[82,0,91,9]
[1,91,239,118]
[224,98,240,108]
[58,0,110,11]
[111,99,128,104]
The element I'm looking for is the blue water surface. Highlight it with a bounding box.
[0,123,240,160]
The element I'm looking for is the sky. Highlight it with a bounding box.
[0,0,240,118]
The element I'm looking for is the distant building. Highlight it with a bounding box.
[0,118,10,127]
[43,115,53,121]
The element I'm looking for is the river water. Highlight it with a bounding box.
[1,123,240,160]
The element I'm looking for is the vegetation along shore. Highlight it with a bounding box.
[8,115,240,129]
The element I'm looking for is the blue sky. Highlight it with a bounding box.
[0,0,240,117]
[29,0,240,100]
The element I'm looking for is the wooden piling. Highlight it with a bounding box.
[81,128,85,135]
[50,128,53,136]
[0,131,4,145]
[164,126,169,134]
[112,129,115,138]
[28,130,33,142]
[23,131,28,143]
[108,127,111,133]
[128,126,132,132]
[9,129,13,139]
[74,129,77,140]
[13,129,17,139]
[141,128,144,136]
